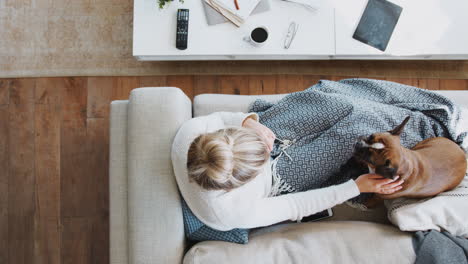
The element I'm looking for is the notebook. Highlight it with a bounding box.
[352,0,403,51]
[202,0,270,26]
[204,0,262,26]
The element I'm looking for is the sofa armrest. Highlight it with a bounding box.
[110,100,130,264]
[127,87,192,263]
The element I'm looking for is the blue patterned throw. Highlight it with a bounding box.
[248,79,468,195]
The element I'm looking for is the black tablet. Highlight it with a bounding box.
[352,0,403,51]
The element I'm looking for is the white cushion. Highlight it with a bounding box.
[386,163,468,238]
[184,221,415,264]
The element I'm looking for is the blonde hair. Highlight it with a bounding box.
[187,127,270,191]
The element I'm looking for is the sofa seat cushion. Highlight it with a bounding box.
[183,221,415,264]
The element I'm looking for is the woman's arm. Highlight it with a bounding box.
[216,175,404,230]
[218,180,360,230]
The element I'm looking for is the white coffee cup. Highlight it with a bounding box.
[243,26,269,47]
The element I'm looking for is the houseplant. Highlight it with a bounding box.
[158,0,184,8]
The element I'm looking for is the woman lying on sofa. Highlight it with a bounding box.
[171,112,404,231]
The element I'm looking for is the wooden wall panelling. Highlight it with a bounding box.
[276,75,304,93]
[60,77,92,262]
[61,217,93,264]
[167,75,194,99]
[59,78,88,215]
[302,75,322,89]
[112,77,139,101]
[34,78,62,264]
[219,75,249,95]
[8,78,36,264]
[194,75,219,96]
[417,79,440,90]
[439,79,468,90]
[0,79,10,105]
[87,77,114,118]
[85,117,110,264]
[247,75,277,95]
[61,76,110,264]
[329,76,355,81]
[139,76,167,88]
[0,82,9,264]
[35,78,63,105]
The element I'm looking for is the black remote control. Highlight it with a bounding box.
[176,9,189,50]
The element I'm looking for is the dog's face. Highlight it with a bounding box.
[353,117,410,179]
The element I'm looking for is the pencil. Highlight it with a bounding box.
[234,0,239,10]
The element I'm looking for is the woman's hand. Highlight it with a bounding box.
[355,174,404,194]
[242,118,276,152]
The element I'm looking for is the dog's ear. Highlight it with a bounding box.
[389,116,410,136]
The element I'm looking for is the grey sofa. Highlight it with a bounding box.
[109,87,468,264]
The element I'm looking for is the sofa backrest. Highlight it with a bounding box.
[194,93,287,117]
[194,91,468,117]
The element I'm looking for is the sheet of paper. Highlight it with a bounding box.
[202,0,270,26]
[205,0,261,20]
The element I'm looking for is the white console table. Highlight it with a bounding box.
[133,0,468,61]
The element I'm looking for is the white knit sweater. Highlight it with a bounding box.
[171,112,360,231]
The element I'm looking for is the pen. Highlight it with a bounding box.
[234,0,239,10]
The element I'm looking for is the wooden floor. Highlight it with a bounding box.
[1,75,467,264]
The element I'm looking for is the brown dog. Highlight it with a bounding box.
[353,116,467,203]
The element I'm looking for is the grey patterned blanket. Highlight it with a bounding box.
[248,79,468,195]
[413,230,468,264]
